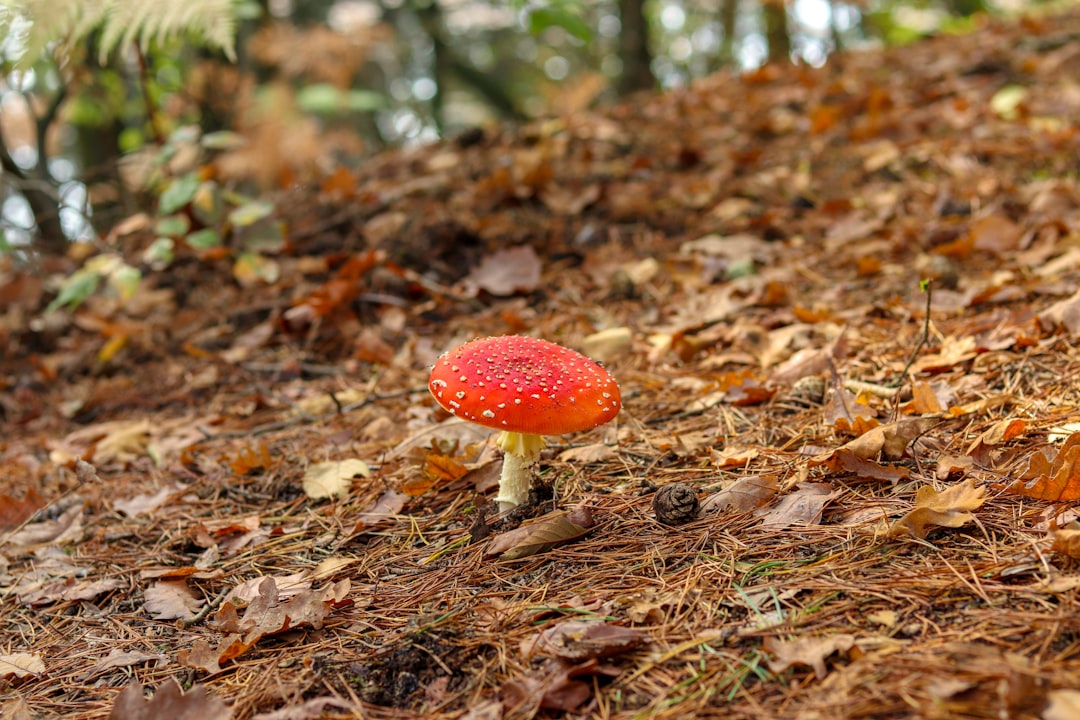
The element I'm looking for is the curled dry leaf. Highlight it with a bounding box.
[108,679,231,720]
[755,483,835,529]
[764,634,855,680]
[464,245,542,296]
[701,475,779,513]
[0,653,45,679]
[888,479,987,540]
[812,418,937,463]
[0,487,45,532]
[302,458,369,499]
[84,649,168,681]
[1004,432,1080,502]
[812,449,910,483]
[1050,528,1080,559]
[485,507,595,561]
[523,620,646,661]
[144,579,204,621]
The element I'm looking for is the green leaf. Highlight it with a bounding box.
[143,237,175,269]
[200,130,246,150]
[109,264,142,301]
[47,268,101,312]
[154,214,191,238]
[296,84,386,115]
[343,89,386,112]
[159,174,200,214]
[185,228,223,250]
[528,6,592,42]
[228,200,274,228]
[191,181,223,225]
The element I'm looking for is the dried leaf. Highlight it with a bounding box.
[813,418,936,463]
[302,459,369,499]
[755,483,835,529]
[1004,433,1080,502]
[701,475,779,513]
[114,485,184,518]
[0,653,45,679]
[465,245,542,296]
[144,580,204,621]
[888,479,986,539]
[0,487,45,532]
[524,621,645,660]
[352,489,408,533]
[1039,288,1080,335]
[764,634,855,679]
[252,698,352,720]
[486,508,595,561]
[108,679,231,720]
[1045,689,1080,720]
[709,446,759,469]
[84,649,168,680]
[557,443,617,463]
[817,449,910,483]
[1050,529,1080,559]
[3,504,85,549]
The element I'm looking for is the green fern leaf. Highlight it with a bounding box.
[1,0,238,65]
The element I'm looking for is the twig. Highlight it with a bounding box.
[893,279,933,388]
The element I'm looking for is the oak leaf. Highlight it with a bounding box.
[764,634,855,680]
[302,459,369,499]
[1004,433,1080,502]
[755,483,835,529]
[888,479,986,539]
[0,653,44,679]
[108,680,231,720]
[144,580,204,621]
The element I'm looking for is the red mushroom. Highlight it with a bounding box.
[428,335,621,510]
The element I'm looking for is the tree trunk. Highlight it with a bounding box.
[617,0,654,95]
[763,0,790,63]
[720,0,740,66]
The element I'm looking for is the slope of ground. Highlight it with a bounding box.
[4,9,1080,720]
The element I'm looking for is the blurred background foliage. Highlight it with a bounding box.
[0,0,1060,253]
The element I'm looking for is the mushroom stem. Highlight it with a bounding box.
[494,431,547,511]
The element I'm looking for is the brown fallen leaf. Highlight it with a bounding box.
[0,653,45,680]
[485,507,595,561]
[815,449,910,484]
[755,483,835,529]
[701,475,779,513]
[523,620,646,661]
[352,489,409,533]
[108,679,231,720]
[301,459,369,500]
[1045,689,1080,720]
[144,580,204,621]
[84,648,168,681]
[812,418,936,463]
[251,697,353,720]
[965,418,1026,466]
[764,634,855,679]
[179,577,351,674]
[1049,528,1080,559]
[1004,433,1080,502]
[114,485,187,518]
[1038,288,1080,336]
[464,245,542,297]
[557,442,617,464]
[888,479,987,540]
[0,487,45,532]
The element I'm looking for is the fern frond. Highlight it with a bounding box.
[98,0,238,63]
[1,0,238,66]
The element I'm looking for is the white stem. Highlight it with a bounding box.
[494,431,546,511]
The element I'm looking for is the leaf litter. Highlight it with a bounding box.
[5,10,1080,720]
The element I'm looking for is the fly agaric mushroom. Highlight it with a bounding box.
[428,335,621,510]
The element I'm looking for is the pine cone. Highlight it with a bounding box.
[653,483,700,525]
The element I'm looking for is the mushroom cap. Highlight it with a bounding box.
[428,335,621,436]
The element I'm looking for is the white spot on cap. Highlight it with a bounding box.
[482,409,495,418]
[456,391,465,399]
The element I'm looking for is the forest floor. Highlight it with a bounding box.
[5,9,1080,720]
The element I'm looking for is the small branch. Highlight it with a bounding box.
[134,45,166,145]
[893,279,933,387]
